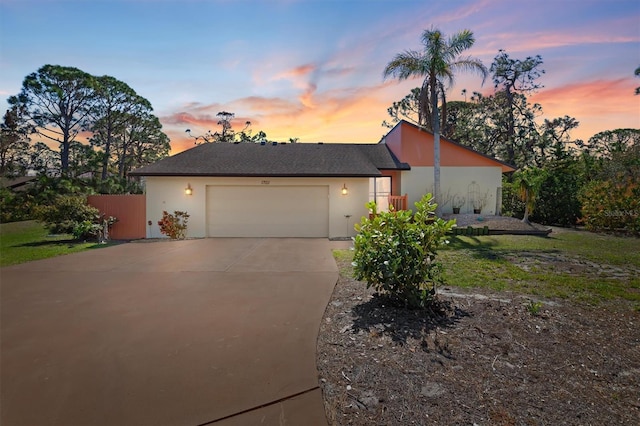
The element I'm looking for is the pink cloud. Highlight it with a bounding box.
[531,78,639,118]
[274,63,316,80]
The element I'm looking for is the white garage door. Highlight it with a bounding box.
[206,185,329,237]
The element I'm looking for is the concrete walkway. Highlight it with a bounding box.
[1,238,347,426]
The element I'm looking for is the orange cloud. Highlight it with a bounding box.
[162,77,405,154]
[530,78,640,140]
[274,63,316,80]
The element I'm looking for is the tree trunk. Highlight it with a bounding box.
[431,76,441,217]
[60,129,70,176]
[101,119,114,181]
[521,188,531,224]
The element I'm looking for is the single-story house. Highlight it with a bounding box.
[129,120,515,239]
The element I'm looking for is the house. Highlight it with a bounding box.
[129,121,515,239]
[382,121,516,215]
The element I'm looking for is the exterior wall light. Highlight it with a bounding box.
[341,183,348,195]
[185,183,193,195]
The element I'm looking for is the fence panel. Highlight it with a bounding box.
[388,194,408,211]
[88,195,146,240]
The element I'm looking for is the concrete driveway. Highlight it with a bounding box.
[1,238,347,426]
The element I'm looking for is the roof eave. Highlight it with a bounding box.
[129,172,384,178]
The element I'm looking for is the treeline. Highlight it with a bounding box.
[1,64,170,183]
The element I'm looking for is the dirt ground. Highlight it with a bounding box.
[317,223,640,426]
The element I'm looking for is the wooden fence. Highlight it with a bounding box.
[87,195,146,240]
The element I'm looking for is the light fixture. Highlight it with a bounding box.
[341,183,348,195]
[185,183,193,195]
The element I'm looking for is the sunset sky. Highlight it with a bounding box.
[1,0,639,154]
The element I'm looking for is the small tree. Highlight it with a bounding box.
[514,167,545,224]
[352,194,455,309]
[158,210,189,239]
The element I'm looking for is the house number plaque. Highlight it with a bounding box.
[261,180,270,185]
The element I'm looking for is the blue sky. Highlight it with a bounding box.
[1,0,638,153]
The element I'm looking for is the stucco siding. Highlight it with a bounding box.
[400,166,503,215]
[144,176,369,239]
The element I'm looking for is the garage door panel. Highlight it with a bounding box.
[207,186,329,237]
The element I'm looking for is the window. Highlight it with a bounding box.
[369,177,391,212]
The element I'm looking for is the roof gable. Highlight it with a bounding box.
[129,142,409,177]
[383,121,517,173]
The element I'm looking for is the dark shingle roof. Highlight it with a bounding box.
[129,142,409,177]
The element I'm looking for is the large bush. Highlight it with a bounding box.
[531,159,583,227]
[34,194,101,235]
[352,194,455,309]
[0,186,33,223]
[1,176,90,223]
[501,179,525,219]
[579,176,640,234]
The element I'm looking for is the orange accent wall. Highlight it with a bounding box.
[385,122,515,173]
[88,195,146,240]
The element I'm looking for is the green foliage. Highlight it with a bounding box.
[158,210,190,239]
[72,215,117,241]
[0,105,31,176]
[92,176,143,194]
[513,167,546,223]
[579,177,640,234]
[0,186,32,223]
[9,65,96,174]
[501,179,525,219]
[578,130,640,234]
[352,194,455,309]
[526,300,543,316]
[1,176,92,223]
[34,194,100,235]
[530,158,583,226]
[7,64,170,177]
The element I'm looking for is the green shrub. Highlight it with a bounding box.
[579,177,640,234]
[501,180,525,218]
[72,215,118,241]
[34,195,101,235]
[531,159,583,227]
[352,194,455,309]
[158,210,189,239]
[0,187,32,223]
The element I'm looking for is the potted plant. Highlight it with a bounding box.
[452,194,465,214]
[472,190,490,214]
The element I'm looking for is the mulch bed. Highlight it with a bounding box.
[317,254,640,425]
[443,214,552,234]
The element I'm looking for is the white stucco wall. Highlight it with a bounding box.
[400,166,503,215]
[144,176,370,239]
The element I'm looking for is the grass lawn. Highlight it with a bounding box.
[342,228,640,309]
[0,220,110,267]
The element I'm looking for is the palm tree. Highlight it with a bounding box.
[514,167,545,224]
[383,28,487,215]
